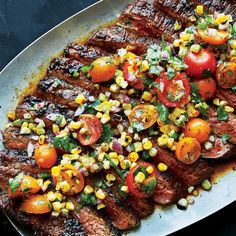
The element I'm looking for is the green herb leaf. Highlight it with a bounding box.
[143,77,153,87]
[37,172,51,179]
[168,57,187,71]
[130,99,137,107]
[232,86,236,93]
[84,100,102,114]
[81,65,92,73]
[222,134,232,143]
[217,105,229,121]
[167,67,176,79]
[9,173,24,193]
[80,192,97,206]
[53,136,78,152]
[106,155,125,180]
[190,83,203,103]
[156,103,169,124]
[95,180,107,190]
[148,65,164,76]
[117,185,128,198]
[141,151,151,160]
[21,187,32,193]
[99,124,114,143]
[140,177,157,195]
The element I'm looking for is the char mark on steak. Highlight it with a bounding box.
[86,26,160,55]
[216,88,236,110]
[64,42,110,65]
[208,106,236,144]
[119,0,179,41]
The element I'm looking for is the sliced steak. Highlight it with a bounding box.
[64,42,110,65]
[202,135,236,160]
[119,0,178,41]
[86,26,159,55]
[216,88,236,110]
[15,96,74,128]
[208,106,236,144]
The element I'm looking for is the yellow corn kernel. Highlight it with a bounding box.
[110,157,119,166]
[37,179,43,187]
[142,91,153,102]
[146,166,154,174]
[97,152,105,162]
[28,123,36,129]
[173,39,182,47]
[21,122,28,128]
[169,108,186,121]
[120,159,131,169]
[98,93,107,102]
[103,160,110,170]
[106,174,116,182]
[75,94,86,104]
[96,112,103,119]
[135,172,146,183]
[97,204,106,210]
[101,113,111,124]
[128,88,136,96]
[34,128,45,135]
[54,192,63,202]
[110,83,120,93]
[69,121,82,130]
[61,202,66,209]
[71,147,82,155]
[66,201,75,211]
[47,191,56,202]
[149,147,158,157]
[158,163,168,172]
[128,152,139,162]
[160,125,178,135]
[213,98,220,106]
[219,100,228,106]
[51,166,61,177]
[7,111,15,121]
[187,103,200,118]
[142,140,153,150]
[52,201,62,212]
[225,106,234,113]
[157,134,169,147]
[65,170,74,178]
[60,180,71,193]
[61,208,69,215]
[215,14,228,24]
[179,133,185,141]
[108,152,118,159]
[134,133,141,141]
[196,5,203,15]
[167,138,175,149]
[230,40,236,49]
[180,32,191,41]
[116,76,124,85]
[52,124,60,134]
[20,127,31,134]
[95,189,106,200]
[51,211,60,217]
[84,185,94,194]
[121,185,129,193]
[38,135,46,145]
[141,60,150,72]
[42,180,52,192]
[125,52,137,60]
[133,142,143,152]
[118,154,125,162]
[122,103,132,110]
[190,44,201,53]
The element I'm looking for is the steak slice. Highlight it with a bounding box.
[119,0,178,41]
[216,88,236,110]
[153,146,214,186]
[15,96,74,128]
[202,135,236,160]
[208,106,236,144]
[64,42,110,65]
[86,26,159,55]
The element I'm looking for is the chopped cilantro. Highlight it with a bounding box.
[141,151,151,160]
[156,103,169,124]
[84,100,101,114]
[130,99,137,107]
[95,180,107,190]
[81,65,92,73]
[117,185,128,198]
[80,192,97,206]
[232,86,236,93]
[140,177,157,195]
[202,69,213,78]
[21,187,32,193]
[190,83,203,103]
[98,124,114,143]
[133,165,148,178]
[217,105,229,121]
[222,134,231,143]
[167,67,176,79]
[9,173,24,193]
[143,77,153,87]
[168,57,187,71]
[148,65,164,76]
[37,172,51,179]
[53,136,78,152]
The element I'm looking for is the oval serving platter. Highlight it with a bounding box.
[0,0,236,235]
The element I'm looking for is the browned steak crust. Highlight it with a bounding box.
[216,88,236,110]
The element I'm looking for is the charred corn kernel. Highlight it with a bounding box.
[52,201,62,212]
[98,93,106,101]
[7,111,15,120]
[121,185,129,193]
[54,192,63,202]
[51,166,61,177]
[187,103,200,118]
[167,138,175,149]
[97,204,106,210]
[190,44,201,53]
[173,39,182,47]
[122,103,132,110]
[134,133,141,140]
[96,189,106,200]
[66,201,74,211]
[225,106,234,113]
[174,21,182,31]
[135,172,146,183]
[157,134,169,147]
[42,180,52,192]
[51,211,60,217]
[128,88,136,96]
[142,91,153,101]
[69,121,82,130]
[126,135,132,144]
[101,143,109,152]
[60,180,71,193]
[38,135,45,145]
[143,140,153,150]
[160,124,178,134]
[230,40,236,49]
[106,174,116,182]
[110,83,120,92]
[20,127,31,134]
[61,208,69,215]
[141,60,149,72]
[128,152,139,162]
[133,142,143,152]
[34,128,45,135]
[146,166,154,174]
[158,163,168,172]
[103,160,110,169]
[196,5,203,15]
[120,159,131,169]
[101,113,111,124]
[84,185,94,194]
[47,191,56,202]
[52,124,60,134]
[37,179,43,187]
[21,122,28,128]
[149,147,158,157]
[219,100,228,106]
[180,32,191,41]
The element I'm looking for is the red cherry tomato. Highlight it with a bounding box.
[77,114,102,146]
[194,77,216,100]
[154,72,190,107]
[123,58,145,90]
[184,49,217,78]
[126,162,158,198]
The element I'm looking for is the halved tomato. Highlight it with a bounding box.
[198,29,230,45]
[77,114,102,146]
[154,72,190,107]
[126,162,158,198]
[194,77,216,100]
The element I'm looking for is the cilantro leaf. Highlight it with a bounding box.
[217,105,229,121]
[80,192,97,206]
[53,136,78,152]
[222,134,231,143]
[190,83,203,103]
[167,67,176,79]
[37,172,51,179]
[232,86,236,94]
[81,65,92,73]
[99,124,114,143]
[84,100,101,114]
[9,173,24,193]
[156,103,169,124]
[140,177,157,195]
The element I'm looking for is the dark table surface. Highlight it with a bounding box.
[0,0,236,235]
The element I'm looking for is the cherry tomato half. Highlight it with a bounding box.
[90,57,116,83]
[128,104,158,132]
[154,72,190,107]
[52,164,85,195]
[77,114,102,146]
[175,137,201,165]
[198,29,230,45]
[21,195,52,214]
[184,118,211,144]
[216,62,236,89]
[123,58,145,90]
[126,162,158,198]
[184,49,217,78]
[34,144,57,169]
[194,77,216,100]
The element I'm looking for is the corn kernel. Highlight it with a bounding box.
[125,52,137,60]
[128,88,136,96]
[135,172,146,183]
[230,40,236,49]
[69,121,82,130]
[225,106,234,113]
[120,159,131,169]
[157,134,169,147]
[108,152,118,158]
[213,98,220,106]
[187,103,200,118]
[95,189,106,200]
[121,185,129,193]
[7,111,15,121]
[75,94,86,104]
[52,201,62,212]
[51,211,60,217]
[101,113,111,124]
[61,208,69,215]
[118,154,125,162]
[219,100,228,106]
[103,160,110,170]
[149,147,158,157]
[55,192,63,202]
[128,152,139,162]
[173,39,182,47]
[215,14,228,24]
[196,5,203,15]
[38,135,45,145]
[158,163,168,172]
[66,201,75,211]
[122,103,132,110]
[20,127,31,134]
[84,185,94,194]
[47,191,56,202]
[141,60,150,72]
[97,204,106,210]
[51,166,61,177]
[60,180,71,193]
[116,76,125,85]
[167,138,175,149]
[110,83,120,92]
[106,174,116,182]
[190,44,201,53]
[52,124,60,134]
[133,142,143,152]
[37,179,43,187]
[143,140,153,150]
[111,157,119,166]
[174,21,182,31]
[160,124,178,134]
[28,123,36,129]
[142,91,153,101]
[180,32,191,41]
[146,166,154,174]
[42,180,52,192]
[71,147,82,155]
[21,122,28,129]
[34,128,45,135]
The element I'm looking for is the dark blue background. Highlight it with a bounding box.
[0,0,236,235]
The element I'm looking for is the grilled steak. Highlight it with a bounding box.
[216,88,236,110]
[119,0,178,41]
[202,135,236,160]
[86,26,159,54]
[208,106,236,144]
[64,43,110,65]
